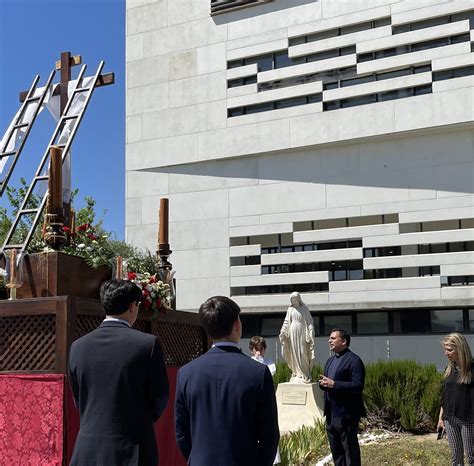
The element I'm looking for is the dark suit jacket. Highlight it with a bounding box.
[174,345,279,466]
[322,349,366,420]
[68,320,169,466]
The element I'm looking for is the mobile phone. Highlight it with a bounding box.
[437,428,445,440]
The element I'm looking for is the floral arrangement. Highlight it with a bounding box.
[126,271,171,314]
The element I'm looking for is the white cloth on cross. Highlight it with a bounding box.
[0,76,94,203]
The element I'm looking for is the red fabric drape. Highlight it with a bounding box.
[0,374,64,466]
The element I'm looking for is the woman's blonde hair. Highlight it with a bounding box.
[443,332,472,384]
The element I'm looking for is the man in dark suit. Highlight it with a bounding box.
[68,279,169,466]
[175,296,279,466]
[319,329,366,466]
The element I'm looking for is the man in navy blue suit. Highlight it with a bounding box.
[174,296,279,466]
[319,329,366,466]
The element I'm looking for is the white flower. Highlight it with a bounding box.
[0,267,6,277]
[86,246,93,252]
[77,243,86,250]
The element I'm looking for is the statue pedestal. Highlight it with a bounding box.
[276,382,324,433]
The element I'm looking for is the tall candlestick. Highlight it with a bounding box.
[49,146,63,215]
[116,256,123,279]
[9,248,17,286]
[158,198,169,246]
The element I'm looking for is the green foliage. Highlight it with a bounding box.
[364,360,443,433]
[279,420,329,466]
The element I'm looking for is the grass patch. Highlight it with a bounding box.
[361,436,451,465]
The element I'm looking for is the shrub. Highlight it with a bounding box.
[364,360,443,433]
[279,420,329,466]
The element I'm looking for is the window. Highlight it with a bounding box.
[393,309,430,333]
[323,315,353,335]
[431,310,464,333]
[357,312,389,334]
[240,314,261,338]
[211,0,272,15]
[261,318,283,337]
[470,309,474,332]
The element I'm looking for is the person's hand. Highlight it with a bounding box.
[319,376,334,388]
[437,419,445,431]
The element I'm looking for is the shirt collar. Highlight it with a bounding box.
[335,348,349,358]
[212,341,240,349]
[103,316,131,328]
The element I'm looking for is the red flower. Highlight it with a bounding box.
[149,275,157,284]
[127,272,137,280]
[155,297,161,308]
[142,298,151,309]
[62,226,71,234]
[87,233,97,240]
[77,223,91,232]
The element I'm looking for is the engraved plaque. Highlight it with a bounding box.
[282,390,307,405]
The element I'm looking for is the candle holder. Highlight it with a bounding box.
[157,243,175,310]
[43,213,68,250]
[4,249,25,300]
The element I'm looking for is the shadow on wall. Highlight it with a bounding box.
[147,128,474,195]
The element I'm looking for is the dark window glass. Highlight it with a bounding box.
[258,55,274,72]
[451,33,471,44]
[323,315,352,335]
[324,101,341,111]
[274,51,292,69]
[433,69,453,81]
[414,84,432,95]
[452,11,474,28]
[358,52,374,62]
[291,56,307,65]
[228,78,244,88]
[340,94,377,108]
[275,96,306,109]
[431,310,464,333]
[349,268,364,280]
[414,64,432,73]
[289,36,307,46]
[340,46,356,56]
[341,75,374,87]
[400,309,430,333]
[411,37,449,52]
[245,255,261,265]
[261,318,283,337]
[392,24,411,34]
[374,17,391,28]
[341,21,370,35]
[323,81,339,90]
[228,108,244,117]
[307,49,340,62]
[357,312,389,334]
[453,65,474,78]
[244,75,257,85]
[307,28,339,43]
[244,102,274,114]
[307,93,322,104]
[240,315,261,338]
[227,59,243,69]
[375,48,397,59]
[431,243,447,254]
[411,15,449,31]
[470,309,474,332]
[377,68,412,81]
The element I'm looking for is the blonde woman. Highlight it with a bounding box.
[438,333,474,466]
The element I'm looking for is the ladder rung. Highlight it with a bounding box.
[3,244,24,250]
[62,115,79,121]
[73,87,91,94]
[25,96,41,103]
[34,175,49,181]
[19,208,39,215]
[13,123,28,130]
[0,151,16,158]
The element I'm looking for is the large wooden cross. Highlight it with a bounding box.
[19,50,114,114]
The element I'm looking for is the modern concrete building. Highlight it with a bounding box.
[125,0,474,368]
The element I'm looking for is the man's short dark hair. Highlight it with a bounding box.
[331,328,351,347]
[199,296,241,340]
[249,336,266,352]
[100,279,142,315]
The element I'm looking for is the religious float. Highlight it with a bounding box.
[0,52,207,466]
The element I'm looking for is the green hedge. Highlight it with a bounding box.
[274,359,443,433]
[364,360,443,433]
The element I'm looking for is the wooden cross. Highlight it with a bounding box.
[19,50,115,115]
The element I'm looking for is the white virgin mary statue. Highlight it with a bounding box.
[279,292,315,383]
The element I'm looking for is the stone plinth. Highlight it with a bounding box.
[276,382,324,433]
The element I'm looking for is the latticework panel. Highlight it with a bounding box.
[75,314,102,340]
[153,321,206,366]
[133,319,150,333]
[0,315,56,371]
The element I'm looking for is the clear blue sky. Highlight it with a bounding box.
[0,0,125,239]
